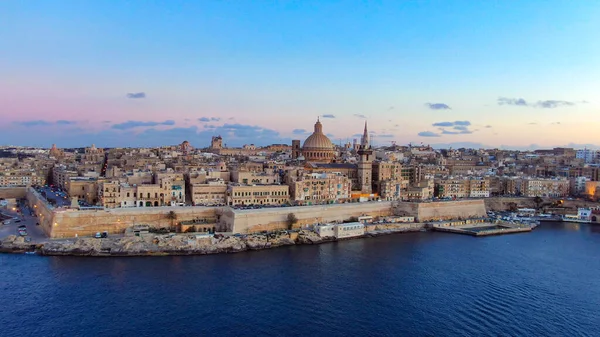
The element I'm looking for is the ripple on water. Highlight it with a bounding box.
[1,225,599,337]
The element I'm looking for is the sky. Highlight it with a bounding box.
[1,0,599,150]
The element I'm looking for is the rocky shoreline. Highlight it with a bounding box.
[0,226,424,257]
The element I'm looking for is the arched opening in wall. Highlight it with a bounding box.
[592,216,597,222]
[145,201,151,207]
[139,201,143,207]
[154,201,159,207]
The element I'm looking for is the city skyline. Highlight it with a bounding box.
[1,1,599,149]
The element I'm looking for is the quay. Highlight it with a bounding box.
[429,218,537,237]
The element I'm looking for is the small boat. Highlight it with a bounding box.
[24,251,36,255]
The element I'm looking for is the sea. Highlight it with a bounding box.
[1,222,599,337]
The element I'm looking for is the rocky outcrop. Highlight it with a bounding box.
[38,232,298,256]
[0,235,37,253]
[2,224,427,256]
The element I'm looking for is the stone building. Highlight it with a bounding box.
[289,172,351,205]
[0,169,46,187]
[435,177,491,199]
[189,179,227,206]
[98,177,187,208]
[520,178,570,197]
[231,170,280,185]
[226,184,290,206]
[65,177,99,204]
[52,165,78,190]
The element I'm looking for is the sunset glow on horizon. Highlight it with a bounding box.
[1,1,599,149]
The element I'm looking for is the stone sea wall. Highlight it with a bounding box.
[226,201,394,234]
[393,199,487,222]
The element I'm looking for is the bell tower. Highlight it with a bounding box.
[357,121,373,194]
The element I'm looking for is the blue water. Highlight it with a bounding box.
[1,222,599,337]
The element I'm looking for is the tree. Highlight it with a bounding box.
[286,213,298,230]
[533,196,543,210]
[166,210,177,231]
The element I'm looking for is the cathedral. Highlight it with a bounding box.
[292,118,374,195]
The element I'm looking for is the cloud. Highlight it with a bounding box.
[56,120,76,125]
[425,103,451,110]
[498,97,528,106]
[14,120,52,127]
[377,134,394,138]
[353,114,367,119]
[498,97,577,108]
[418,131,441,137]
[111,120,175,130]
[485,125,492,128]
[430,120,475,135]
[199,117,221,122]
[388,106,394,110]
[292,129,308,135]
[321,114,335,119]
[0,121,294,148]
[537,100,574,109]
[14,120,77,127]
[126,92,146,99]
[442,129,472,135]
[551,121,561,125]
[432,121,471,127]
[528,122,537,125]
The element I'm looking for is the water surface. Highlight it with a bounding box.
[1,222,599,336]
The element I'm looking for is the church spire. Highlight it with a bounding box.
[361,121,369,148]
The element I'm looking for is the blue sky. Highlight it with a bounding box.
[1,0,599,149]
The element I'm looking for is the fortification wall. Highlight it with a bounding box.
[0,187,27,200]
[50,207,220,238]
[22,189,489,238]
[26,188,55,236]
[393,200,487,222]
[25,187,223,238]
[230,202,394,234]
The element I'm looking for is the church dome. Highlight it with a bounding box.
[301,118,335,163]
[303,133,334,149]
[302,119,334,150]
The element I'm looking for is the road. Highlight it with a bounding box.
[0,202,48,243]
